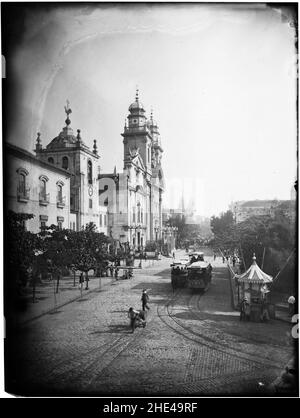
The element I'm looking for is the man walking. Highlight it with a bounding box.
[141,289,150,311]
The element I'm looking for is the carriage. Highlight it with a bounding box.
[170,260,189,289]
[186,260,212,292]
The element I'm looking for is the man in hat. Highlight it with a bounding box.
[141,289,150,311]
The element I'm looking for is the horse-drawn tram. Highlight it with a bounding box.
[188,251,204,263]
[170,260,189,288]
[187,260,212,292]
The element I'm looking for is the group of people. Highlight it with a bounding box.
[240,297,270,322]
[128,289,150,332]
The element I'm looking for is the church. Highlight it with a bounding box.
[6,91,165,249]
[99,89,165,247]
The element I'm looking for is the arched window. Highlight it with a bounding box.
[88,160,93,184]
[40,178,46,196]
[16,168,29,200]
[57,184,62,201]
[19,173,26,194]
[48,157,54,164]
[39,175,49,204]
[62,156,69,169]
[137,202,141,223]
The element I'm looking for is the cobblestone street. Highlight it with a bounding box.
[8,251,295,396]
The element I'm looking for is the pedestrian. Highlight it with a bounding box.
[109,264,114,277]
[114,267,119,279]
[222,256,225,264]
[128,307,146,333]
[172,251,175,259]
[128,307,140,333]
[232,256,236,267]
[240,298,246,321]
[79,272,84,288]
[288,295,295,316]
[213,252,216,261]
[85,273,89,290]
[141,289,150,311]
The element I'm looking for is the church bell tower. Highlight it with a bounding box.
[122,89,152,173]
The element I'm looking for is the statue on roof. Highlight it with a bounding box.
[64,99,72,116]
[64,100,72,126]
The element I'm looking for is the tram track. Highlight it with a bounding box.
[45,319,152,391]
[157,288,284,370]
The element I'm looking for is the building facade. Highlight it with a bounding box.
[34,105,108,234]
[229,199,295,223]
[5,142,71,233]
[99,90,165,248]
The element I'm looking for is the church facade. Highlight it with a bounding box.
[5,91,164,249]
[34,103,108,234]
[100,90,165,247]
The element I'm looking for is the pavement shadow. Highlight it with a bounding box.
[110,309,128,313]
[153,268,171,277]
[47,310,64,315]
[131,282,171,294]
[90,324,130,334]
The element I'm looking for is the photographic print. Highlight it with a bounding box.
[1,2,298,399]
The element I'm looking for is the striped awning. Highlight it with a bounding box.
[236,254,273,285]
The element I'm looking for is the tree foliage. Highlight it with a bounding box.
[210,210,296,292]
[6,211,42,288]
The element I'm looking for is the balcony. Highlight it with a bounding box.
[124,125,149,134]
[57,196,66,208]
[17,186,30,202]
[39,192,50,206]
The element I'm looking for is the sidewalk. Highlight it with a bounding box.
[15,257,167,326]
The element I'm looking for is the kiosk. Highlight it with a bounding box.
[235,254,273,322]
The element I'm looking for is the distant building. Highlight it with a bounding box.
[230,199,296,223]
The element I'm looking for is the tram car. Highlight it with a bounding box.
[187,260,212,292]
[188,251,204,264]
[170,260,189,288]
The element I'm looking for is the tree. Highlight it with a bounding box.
[39,225,74,293]
[210,210,296,293]
[67,222,109,288]
[5,211,42,315]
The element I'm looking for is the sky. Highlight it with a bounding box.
[3,3,297,217]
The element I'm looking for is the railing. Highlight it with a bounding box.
[17,186,30,201]
[39,192,50,205]
[57,195,66,208]
[125,223,147,230]
[124,126,149,133]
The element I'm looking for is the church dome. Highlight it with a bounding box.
[129,100,145,111]
[128,88,145,112]
[46,102,87,150]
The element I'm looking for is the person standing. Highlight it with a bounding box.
[109,264,114,277]
[114,267,119,279]
[141,289,150,311]
[288,295,295,316]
